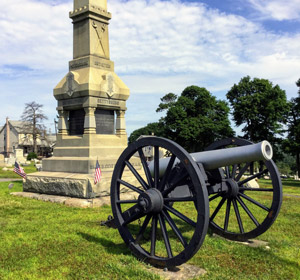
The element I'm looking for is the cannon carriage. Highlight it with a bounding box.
[104,137,282,268]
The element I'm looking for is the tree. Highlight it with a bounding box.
[157,86,234,152]
[128,122,166,144]
[283,78,300,175]
[156,93,177,113]
[21,102,48,154]
[226,76,289,150]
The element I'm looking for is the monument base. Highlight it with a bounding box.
[23,167,142,199]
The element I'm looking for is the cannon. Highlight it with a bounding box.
[105,137,282,268]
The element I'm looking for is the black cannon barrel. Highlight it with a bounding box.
[149,141,273,176]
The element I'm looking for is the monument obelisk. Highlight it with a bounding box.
[23,0,130,198]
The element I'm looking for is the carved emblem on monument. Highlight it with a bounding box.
[66,72,76,97]
[92,21,107,57]
[104,73,115,98]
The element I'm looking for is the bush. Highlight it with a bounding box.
[27,152,37,161]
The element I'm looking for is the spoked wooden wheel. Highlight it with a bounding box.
[111,137,209,268]
[205,137,282,241]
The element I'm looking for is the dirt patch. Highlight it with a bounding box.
[148,263,206,280]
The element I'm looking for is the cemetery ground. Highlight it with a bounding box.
[0,175,299,279]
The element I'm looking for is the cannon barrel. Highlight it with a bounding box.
[149,141,273,176]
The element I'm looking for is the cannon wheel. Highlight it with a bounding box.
[205,137,282,241]
[111,137,209,268]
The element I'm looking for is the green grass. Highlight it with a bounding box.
[0,163,37,179]
[0,180,299,279]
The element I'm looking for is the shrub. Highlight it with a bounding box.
[27,152,37,161]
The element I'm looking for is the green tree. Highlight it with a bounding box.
[226,76,289,148]
[156,93,177,112]
[283,78,300,175]
[157,86,234,152]
[21,102,48,154]
[128,122,166,144]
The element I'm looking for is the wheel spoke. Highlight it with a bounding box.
[164,204,196,227]
[232,164,238,178]
[164,197,195,202]
[121,204,144,226]
[117,179,144,194]
[162,210,188,248]
[116,199,139,204]
[210,197,226,222]
[224,199,231,231]
[135,214,152,244]
[158,214,173,258]
[235,162,251,181]
[238,169,269,186]
[225,166,230,178]
[125,160,149,191]
[150,215,158,256]
[154,146,160,189]
[236,196,260,227]
[209,193,221,201]
[232,198,244,234]
[158,154,176,192]
[138,148,153,189]
[239,193,270,212]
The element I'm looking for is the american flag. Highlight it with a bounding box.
[13,161,27,179]
[94,160,102,184]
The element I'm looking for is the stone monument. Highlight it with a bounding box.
[23,0,130,198]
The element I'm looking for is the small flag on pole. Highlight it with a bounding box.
[94,159,102,184]
[13,161,27,179]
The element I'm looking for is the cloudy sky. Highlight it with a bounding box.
[0,0,300,136]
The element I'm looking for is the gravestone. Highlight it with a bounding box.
[15,149,26,163]
[23,0,131,198]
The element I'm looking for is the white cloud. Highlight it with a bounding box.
[0,0,72,71]
[0,0,300,135]
[248,0,300,21]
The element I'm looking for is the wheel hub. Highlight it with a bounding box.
[138,188,164,213]
[224,179,239,198]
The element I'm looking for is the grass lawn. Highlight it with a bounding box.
[0,163,37,179]
[0,180,299,279]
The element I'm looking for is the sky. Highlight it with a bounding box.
[0,0,300,136]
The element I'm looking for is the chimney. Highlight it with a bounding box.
[5,117,10,157]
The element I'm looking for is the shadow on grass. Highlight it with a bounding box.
[77,232,131,256]
[281,179,300,188]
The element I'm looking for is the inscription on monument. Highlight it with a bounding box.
[62,97,85,107]
[94,61,111,69]
[98,98,120,106]
[95,109,115,134]
[69,61,89,70]
[69,109,85,135]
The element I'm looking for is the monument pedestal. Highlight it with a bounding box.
[23,165,142,199]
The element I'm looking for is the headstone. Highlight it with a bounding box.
[245,177,260,189]
[0,154,4,162]
[5,157,16,166]
[15,149,26,163]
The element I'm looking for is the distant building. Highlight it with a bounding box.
[0,118,56,158]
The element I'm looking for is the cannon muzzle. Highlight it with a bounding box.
[149,140,273,176]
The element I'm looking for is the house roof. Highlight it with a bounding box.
[9,120,31,133]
